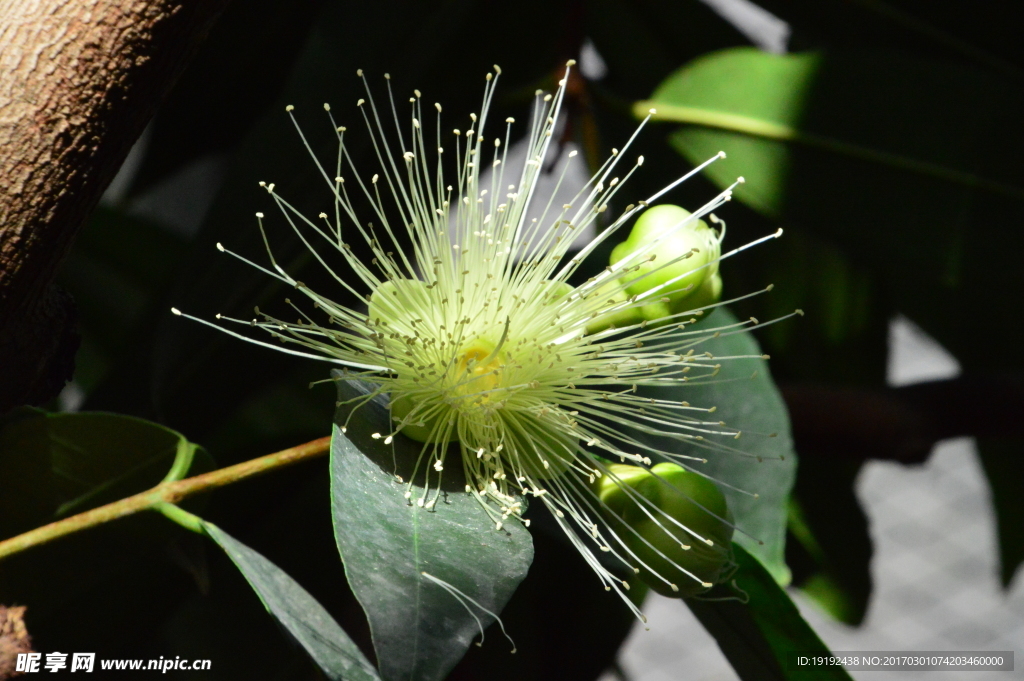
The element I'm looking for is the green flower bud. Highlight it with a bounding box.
[595,462,733,597]
[610,204,722,319]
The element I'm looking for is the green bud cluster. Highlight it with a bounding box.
[595,462,733,597]
[590,205,723,332]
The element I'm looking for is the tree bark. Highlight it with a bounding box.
[0,0,232,413]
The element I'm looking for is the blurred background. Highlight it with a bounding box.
[3,0,1023,678]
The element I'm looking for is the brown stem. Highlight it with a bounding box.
[0,0,232,412]
[782,374,1024,463]
[0,436,331,561]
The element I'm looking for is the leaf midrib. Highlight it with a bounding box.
[636,101,1024,201]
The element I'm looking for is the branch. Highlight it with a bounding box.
[0,435,331,562]
[782,374,1024,463]
[0,0,232,412]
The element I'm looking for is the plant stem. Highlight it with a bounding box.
[0,435,331,562]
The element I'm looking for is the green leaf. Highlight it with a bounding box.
[0,410,212,537]
[585,0,752,100]
[638,48,1024,322]
[0,410,214,646]
[641,45,1024,586]
[202,520,380,681]
[786,463,872,626]
[643,307,796,585]
[330,378,533,681]
[640,48,1024,209]
[687,543,853,681]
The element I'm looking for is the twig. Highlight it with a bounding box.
[0,436,330,561]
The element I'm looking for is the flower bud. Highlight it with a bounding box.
[610,205,722,319]
[595,462,733,597]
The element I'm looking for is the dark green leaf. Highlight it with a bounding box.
[330,378,533,681]
[585,0,751,100]
[0,411,213,651]
[450,520,643,680]
[0,408,58,540]
[0,410,212,536]
[640,48,1024,309]
[642,48,1024,205]
[687,543,853,681]
[203,521,380,681]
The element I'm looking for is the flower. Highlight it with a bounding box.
[172,60,784,617]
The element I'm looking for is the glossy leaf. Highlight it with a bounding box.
[449,518,643,680]
[203,521,380,681]
[643,45,1024,585]
[330,378,533,681]
[641,48,1024,210]
[687,543,852,681]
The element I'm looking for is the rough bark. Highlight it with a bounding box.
[0,0,232,413]
[0,605,32,679]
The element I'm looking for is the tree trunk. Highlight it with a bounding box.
[0,0,232,413]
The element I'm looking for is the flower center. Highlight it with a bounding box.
[454,341,504,403]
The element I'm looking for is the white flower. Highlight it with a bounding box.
[173,60,784,618]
